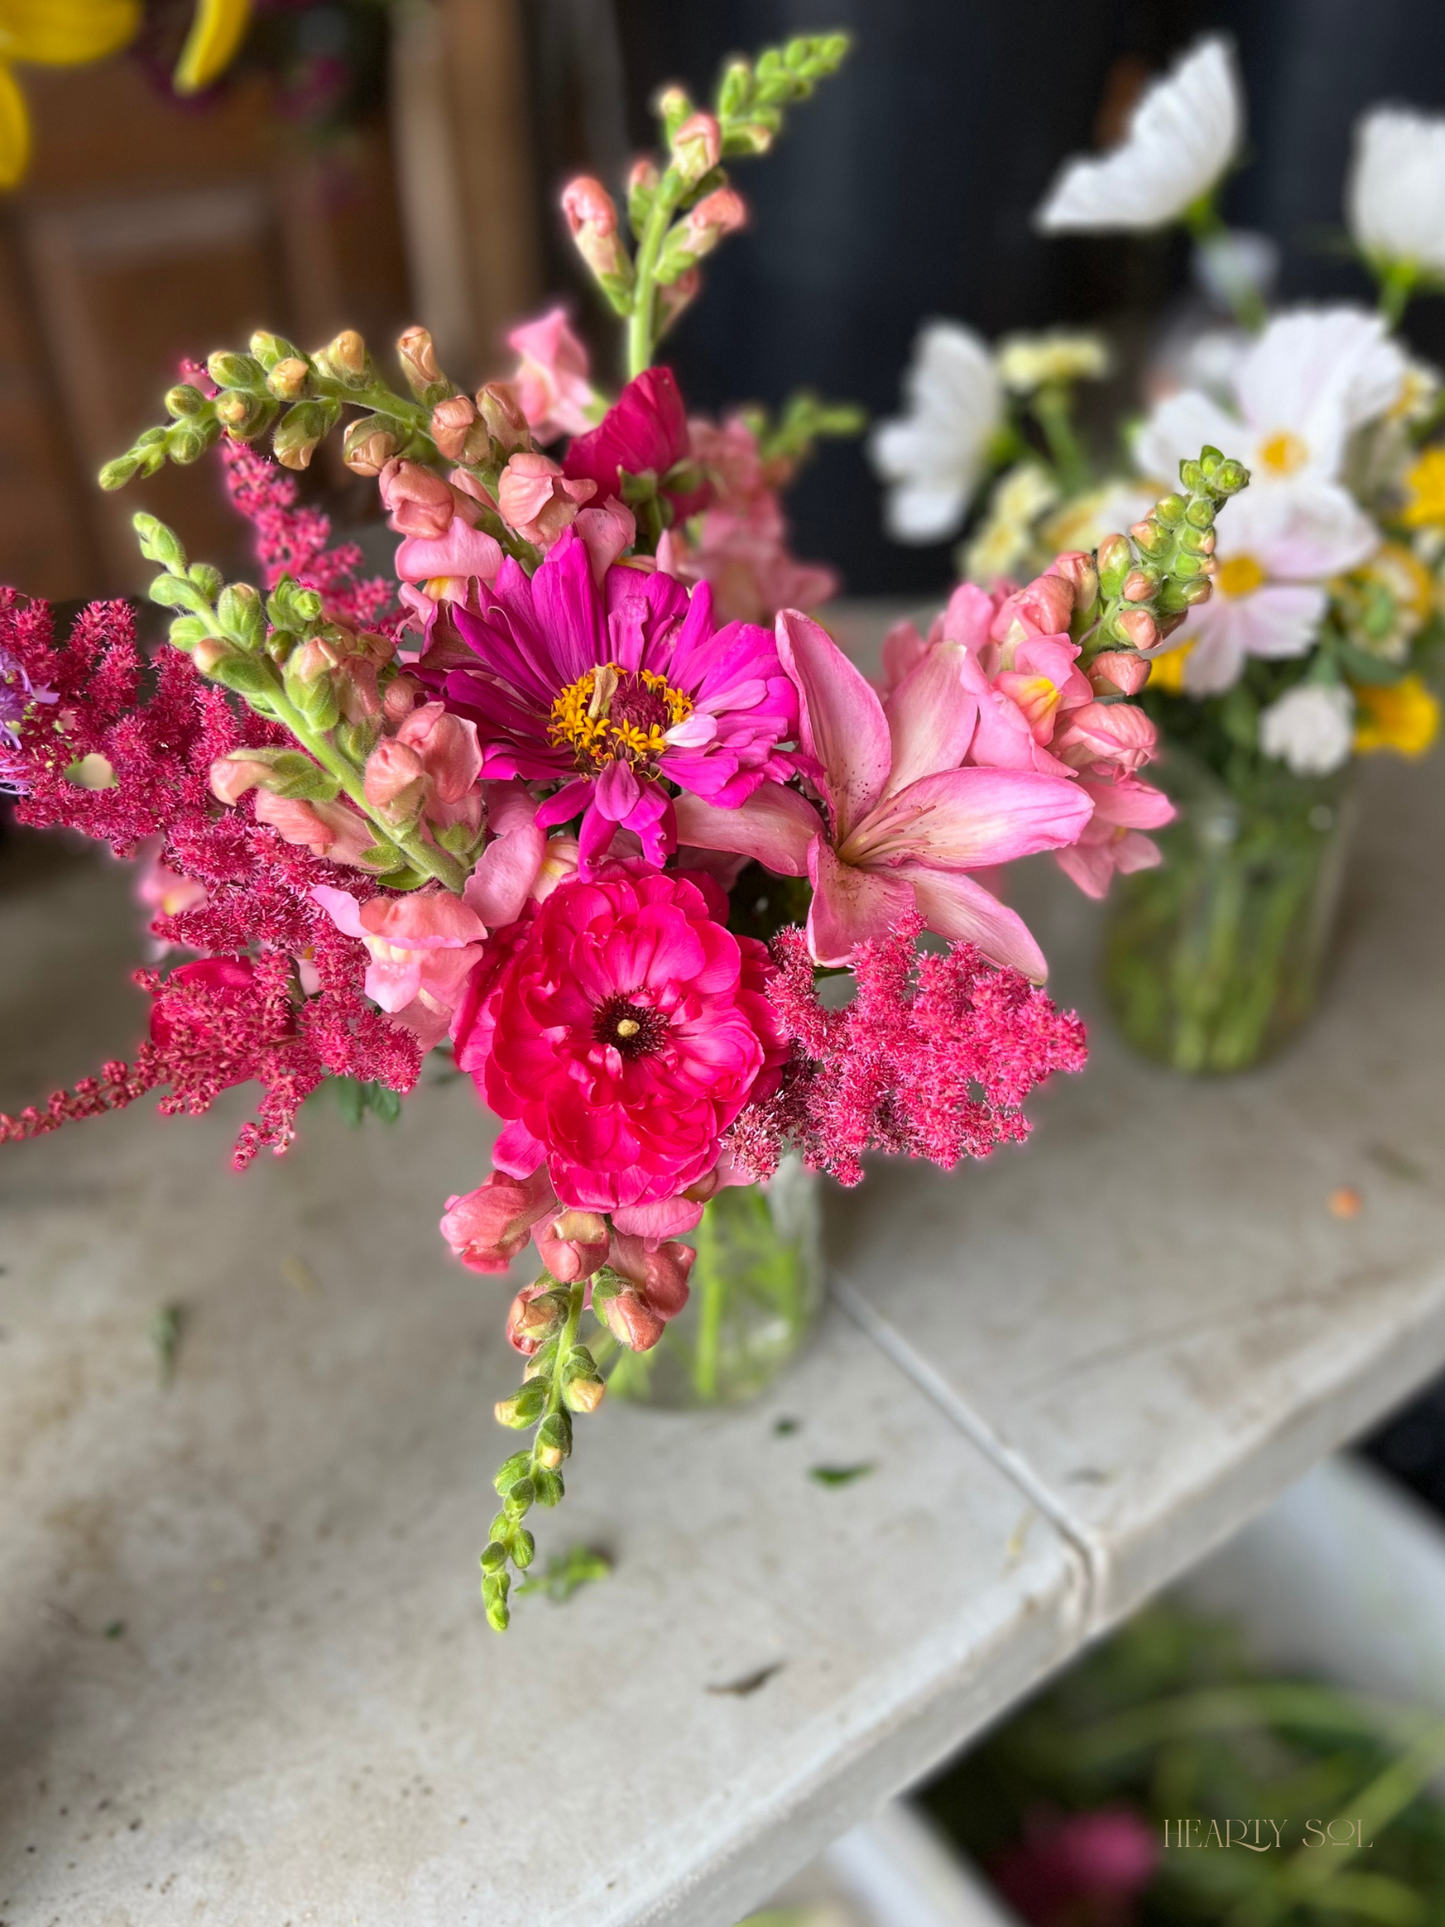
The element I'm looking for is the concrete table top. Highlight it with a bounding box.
[3,720,1444,1927]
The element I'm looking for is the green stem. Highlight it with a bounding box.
[1378,259,1418,330]
[536,1284,585,1451]
[1184,195,1268,333]
[693,1200,723,1401]
[264,685,469,892]
[1031,384,1089,495]
[627,175,686,379]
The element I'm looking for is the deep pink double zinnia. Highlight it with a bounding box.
[457,868,787,1215]
[428,526,798,870]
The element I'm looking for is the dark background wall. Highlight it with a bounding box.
[529,0,1445,596]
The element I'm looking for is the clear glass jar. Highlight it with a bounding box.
[1102,752,1356,1075]
[607,1156,824,1409]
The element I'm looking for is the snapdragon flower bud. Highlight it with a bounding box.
[397,325,449,402]
[671,111,722,185]
[316,328,367,384]
[679,185,747,258]
[430,394,490,464]
[267,357,310,401]
[560,176,632,285]
[343,418,400,476]
[476,382,531,458]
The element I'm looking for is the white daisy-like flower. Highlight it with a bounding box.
[870,321,1004,543]
[1035,37,1242,233]
[1347,106,1445,282]
[1167,487,1379,695]
[1259,684,1355,775]
[1135,306,1407,517]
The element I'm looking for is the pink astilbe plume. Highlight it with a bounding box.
[0,591,422,1163]
[218,440,402,638]
[727,914,1086,1187]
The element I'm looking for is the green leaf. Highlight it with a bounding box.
[333,1076,365,1128]
[514,1545,611,1602]
[363,1082,401,1124]
[809,1462,875,1487]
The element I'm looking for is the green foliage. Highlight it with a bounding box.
[514,1545,611,1603]
[923,1604,1445,1926]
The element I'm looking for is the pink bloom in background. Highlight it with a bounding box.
[456,867,788,1214]
[507,308,600,443]
[425,528,798,870]
[676,609,1091,977]
[661,414,840,624]
[988,1807,1158,1927]
[564,366,712,520]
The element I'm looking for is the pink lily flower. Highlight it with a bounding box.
[674,610,1093,977]
[1053,775,1174,898]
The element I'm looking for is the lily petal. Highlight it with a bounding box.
[673,782,824,877]
[806,836,915,966]
[845,765,1094,870]
[893,863,1049,981]
[776,609,893,842]
[882,641,979,795]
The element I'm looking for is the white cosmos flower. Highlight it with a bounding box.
[1347,106,1445,281]
[1259,684,1355,775]
[1135,306,1406,516]
[871,321,1003,543]
[1169,487,1379,695]
[1035,37,1242,233]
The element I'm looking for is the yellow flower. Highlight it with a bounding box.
[1402,447,1445,529]
[1353,675,1441,758]
[1146,642,1193,693]
[0,0,252,187]
[0,0,141,186]
[174,0,251,96]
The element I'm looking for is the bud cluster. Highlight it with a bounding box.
[133,509,470,892]
[1072,445,1250,684]
[484,1277,606,1632]
[558,32,850,375]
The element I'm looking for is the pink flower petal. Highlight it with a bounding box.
[806,835,916,966]
[776,608,893,841]
[673,782,824,876]
[883,641,980,795]
[846,765,1094,870]
[463,818,548,926]
[893,863,1049,980]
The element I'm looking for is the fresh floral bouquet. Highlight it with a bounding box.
[1,33,1244,1628]
[873,36,1445,1073]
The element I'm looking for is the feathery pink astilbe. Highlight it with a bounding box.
[218,440,402,637]
[2,593,249,851]
[726,915,1087,1187]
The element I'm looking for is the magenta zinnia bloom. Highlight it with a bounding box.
[428,527,798,869]
[459,868,787,1212]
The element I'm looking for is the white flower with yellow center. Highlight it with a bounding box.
[1347,106,1445,283]
[1035,37,1242,233]
[870,321,1004,543]
[1164,487,1379,695]
[1135,306,1406,522]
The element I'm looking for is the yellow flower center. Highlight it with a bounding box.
[1216,554,1267,598]
[1146,642,1193,693]
[1403,447,1445,529]
[548,662,693,772]
[1258,430,1308,476]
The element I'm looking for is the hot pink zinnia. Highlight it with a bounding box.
[425,526,798,871]
[458,868,787,1212]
